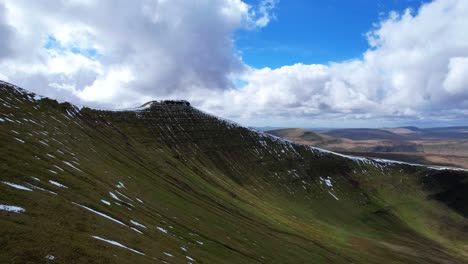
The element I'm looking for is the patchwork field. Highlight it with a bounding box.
[267,128,468,169]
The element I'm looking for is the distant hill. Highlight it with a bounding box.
[268,128,340,146]
[267,126,468,170]
[268,128,325,141]
[421,127,468,139]
[324,128,407,140]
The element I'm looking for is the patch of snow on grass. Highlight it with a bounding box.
[2,181,33,191]
[72,202,126,226]
[156,226,168,234]
[164,252,173,257]
[115,190,133,201]
[0,204,25,213]
[328,191,339,200]
[14,137,25,143]
[130,220,147,229]
[131,227,143,234]
[91,236,145,255]
[63,161,82,172]
[101,200,111,206]
[324,177,333,187]
[53,165,64,172]
[39,140,49,146]
[26,183,57,195]
[116,182,126,189]
[49,180,68,189]
[109,192,123,202]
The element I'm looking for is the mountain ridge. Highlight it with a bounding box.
[1,80,468,263]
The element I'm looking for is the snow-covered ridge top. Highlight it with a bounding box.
[0,80,188,112]
[2,80,466,172]
[141,100,190,107]
[192,108,468,172]
[0,79,75,107]
[92,100,191,112]
[0,80,31,95]
[158,102,468,173]
[90,105,150,112]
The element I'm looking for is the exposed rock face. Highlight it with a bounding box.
[0,81,467,263]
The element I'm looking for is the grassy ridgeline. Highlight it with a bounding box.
[1,82,467,263]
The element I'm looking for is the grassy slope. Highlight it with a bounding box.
[1,82,467,263]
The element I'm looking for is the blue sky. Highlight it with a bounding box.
[237,0,429,68]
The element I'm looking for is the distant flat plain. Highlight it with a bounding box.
[266,126,468,169]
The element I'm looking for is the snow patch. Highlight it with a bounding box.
[328,191,339,200]
[130,220,147,229]
[319,176,333,188]
[2,181,33,191]
[324,177,333,187]
[109,192,123,202]
[72,202,126,226]
[63,161,82,172]
[26,183,57,195]
[131,227,143,234]
[14,137,25,143]
[115,190,133,201]
[0,204,25,213]
[91,236,145,255]
[156,226,168,234]
[53,165,65,172]
[49,180,68,189]
[34,94,44,101]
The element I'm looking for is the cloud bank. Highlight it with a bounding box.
[0,0,274,107]
[0,0,467,127]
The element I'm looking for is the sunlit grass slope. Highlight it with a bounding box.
[1,81,467,263]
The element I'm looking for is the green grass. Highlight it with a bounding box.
[1,82,467,263]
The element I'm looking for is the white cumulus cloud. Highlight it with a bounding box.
[0,0,275,108]
[0,0,467,127]
[201,0,468,126]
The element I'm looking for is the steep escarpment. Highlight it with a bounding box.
[1,81,467,263]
